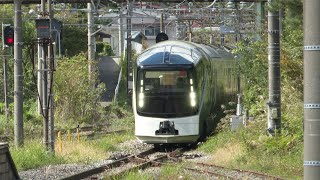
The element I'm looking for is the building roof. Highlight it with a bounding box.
[125,31,147,43]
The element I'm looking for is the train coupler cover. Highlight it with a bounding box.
[155,121,179,135]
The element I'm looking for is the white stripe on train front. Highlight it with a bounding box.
[135,114,199,144]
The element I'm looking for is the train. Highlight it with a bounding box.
[132,40,238,146]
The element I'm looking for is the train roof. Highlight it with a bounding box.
[137,40,234,66]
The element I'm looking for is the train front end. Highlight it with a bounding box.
[133,41,202,144]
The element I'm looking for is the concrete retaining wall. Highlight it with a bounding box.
[0,143,20,180]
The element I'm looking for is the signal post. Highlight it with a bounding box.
[2,24,14,123]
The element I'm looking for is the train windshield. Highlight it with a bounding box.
[136,69,198,118]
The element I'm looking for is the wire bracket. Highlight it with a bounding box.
[304,104,320,109]
[304,45,320,51]
[304,161,320,167]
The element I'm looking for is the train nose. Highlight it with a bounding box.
[156,121,179,135]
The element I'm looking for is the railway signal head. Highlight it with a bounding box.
[156,33,168,43]
[3,25,14,46]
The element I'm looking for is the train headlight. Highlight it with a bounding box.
[139,93,144,107]
[190,92,196,107]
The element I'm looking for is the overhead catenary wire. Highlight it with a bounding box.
[206,0,218,8]
[158,0,186,10]
[239,2,254,10]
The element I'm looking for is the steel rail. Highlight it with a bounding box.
[105,147,188,179]
[149,159,235,179]
[61,148,156,180]
[195,162,284,180]
[185,166,235,179]
[152,160,284,179]
[106,154,169,179]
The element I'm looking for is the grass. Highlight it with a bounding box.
[111,171,154,180]
[118,164,195,180]
[11,130,135,171]
[197,116,303,179]
[10,140,66,171]
[55,140,107,164]
[196,83,303,179]
[88,132,135,152]
[0,114,12,135]
[158,164,193,180]
[9,109,135,171]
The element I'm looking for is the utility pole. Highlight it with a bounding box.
[14,0,24,148]
[87,2,95,79]
[119,3,124,56]
[48,0,55,153]
[267,0,281,135]
[126,0,133,96]
[304,0,320,179]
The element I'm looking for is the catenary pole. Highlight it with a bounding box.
[37,4,43,115]
[42,42,48,148]
[41,0,49,149]
[267,0,281,135]
[126,0,133,96]
[119,3,124,56]
[14,0,24,147]
[88,2,95,79]
[234,2,239,42]
[220,1,225,46]
[37,39,43,114]
[48,0,55,153]
[303,0,320,178]
[160,13,164,32]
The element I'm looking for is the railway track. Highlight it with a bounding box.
[60,144,284,180]
[202,162,283,179]
[61,147,187,180]
[155,160,284,180]
[61,148,155,180]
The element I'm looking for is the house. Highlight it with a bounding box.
[98,5,177,56]
[124,31,147,54]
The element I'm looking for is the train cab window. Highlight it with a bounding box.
[170,46,193,64]
[137,69,198,118]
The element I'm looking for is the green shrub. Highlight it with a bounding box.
[96,42,114,56]
[62,26,87,56]
[54,54,105,124]
[232,39,268,115]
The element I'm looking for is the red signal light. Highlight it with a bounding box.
[3,26,14,46]
[7,37,13,44]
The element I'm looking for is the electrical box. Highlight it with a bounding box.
[36,19,50,39]
[35,19,62,39]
